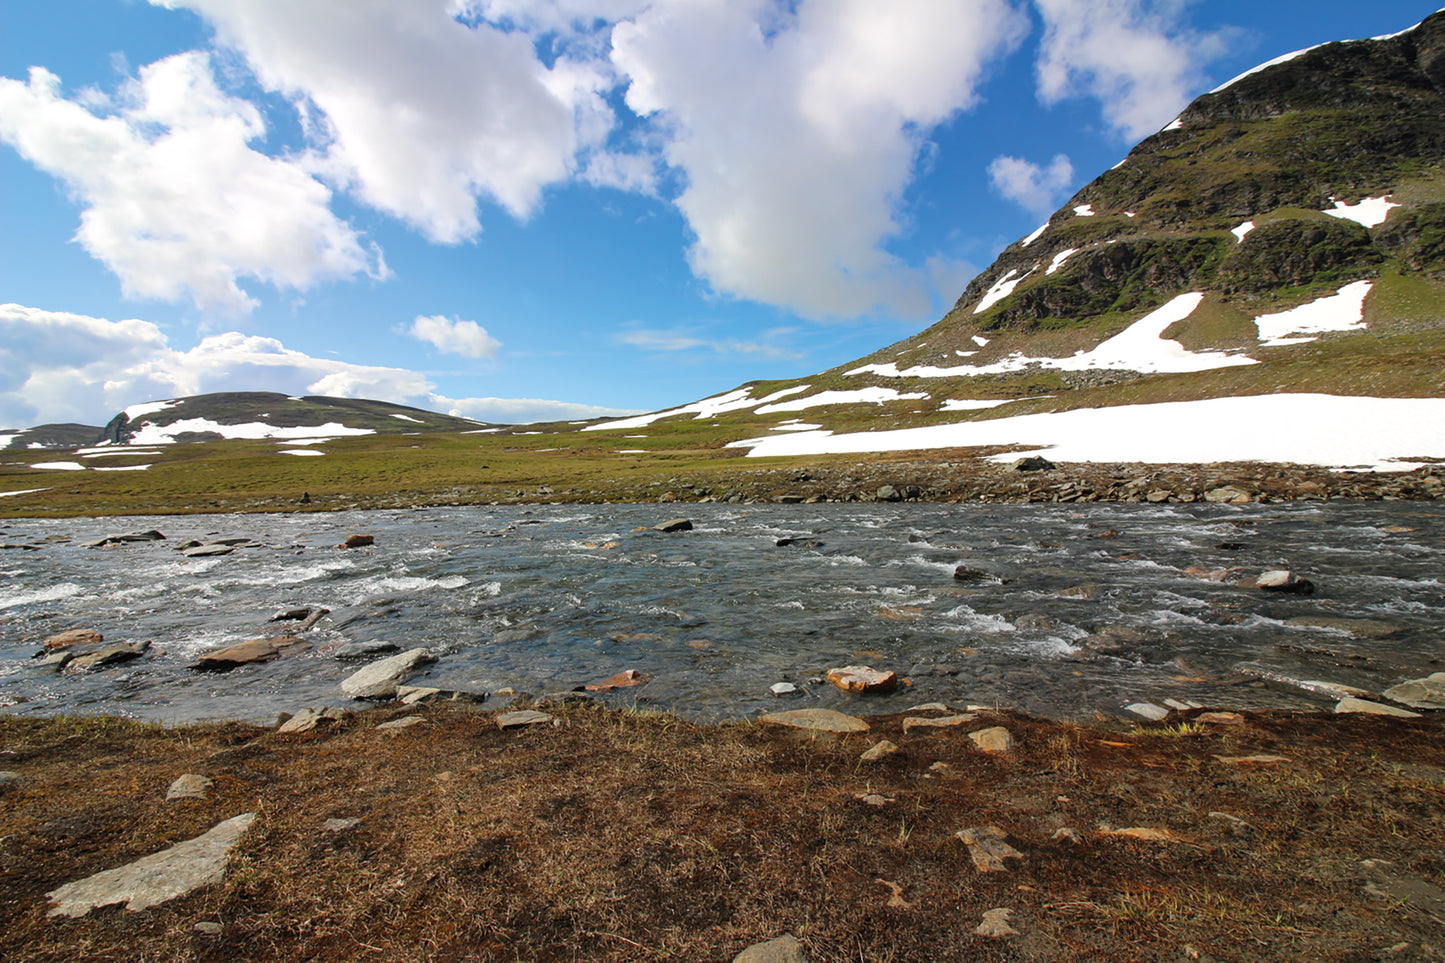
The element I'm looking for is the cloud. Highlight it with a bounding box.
[0,303,415,427]
[609,0,1029,320]
[160,0,619,242]
[431,393,646,425]
[0,54,382,316]
[987,153,1075,214]
[406,315,503,360]
[0,303,635,428]
[1033,0,1237,139]
[617,327,803,361]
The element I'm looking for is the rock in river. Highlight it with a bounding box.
[340,647,437,700]
[192,635,310,671]
[1382,673,1445,710]
[826,665,897,694]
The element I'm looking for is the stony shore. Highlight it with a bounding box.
[207,458,1445,515]
[1,700,1442,962]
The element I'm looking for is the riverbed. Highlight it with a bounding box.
[1,502,1440,723]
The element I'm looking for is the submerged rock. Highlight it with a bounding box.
[64,642,149,673]
[41,629,102,652]
[192,635,309,671]
[653,518,694,533]
[340,534,374,549]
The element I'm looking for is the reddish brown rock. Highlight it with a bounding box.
[340,534,374,549]
[191,636,310,671]
[826,665,897,694]
[42,629,103,652]
[586,669,648,691]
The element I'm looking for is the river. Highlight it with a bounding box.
[1,502,1440,723]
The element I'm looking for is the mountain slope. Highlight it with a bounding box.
[576,11,1445,472]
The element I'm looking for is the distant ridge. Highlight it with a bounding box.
[3,392,493,450]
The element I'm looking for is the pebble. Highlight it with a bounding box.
[375,716,426,731]
[969,726,1015,754]
[956,826,1024,872]
[974,907,1019,938]
[733,934,808,963]
[0,771,20,793]
[166,774,213,801]
[860,740,900,762]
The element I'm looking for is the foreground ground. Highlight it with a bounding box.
[1,703,1442,962]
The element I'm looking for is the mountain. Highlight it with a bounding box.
[581,10,1445,473]
[1,392,491,450]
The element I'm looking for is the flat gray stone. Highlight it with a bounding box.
[653,518,694,533]
[396,685,486,706]
[47,813,255,917]
[166,774,212,800]
[758,709,869,732]
[733,934,808,963]
[957,825,1024,872]
[323,818,360,833]
[1383,672,1445,710]
[277,706,349,733]
[1336,697,1422,718]
[0,771,19,793]
[376,715,426,731]
[1125,702,1169,722]
[340,647,436,700]
[334,641,400,660]
[497,710,554,730]
[902,714,975,733]
[64,642,149,673]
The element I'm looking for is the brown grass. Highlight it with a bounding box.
[1,704,1442,961]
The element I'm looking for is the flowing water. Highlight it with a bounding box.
[0,502,1441,724]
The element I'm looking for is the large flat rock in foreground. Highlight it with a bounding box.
[46,813,256,917]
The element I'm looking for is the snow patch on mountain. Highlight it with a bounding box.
[730,395,1445,472]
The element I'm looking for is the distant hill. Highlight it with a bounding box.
[2,392,492,450]
[0,424,107,451]
[578,10,1445,470]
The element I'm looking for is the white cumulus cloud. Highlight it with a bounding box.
[1033,0,1237,140]
[0,53,382,317]
[406,315,503,360]
[609,0,1029,320]
[159,0,618,242]
[987,153,1076,215]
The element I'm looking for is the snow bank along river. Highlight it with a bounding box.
[1,503,1440,724]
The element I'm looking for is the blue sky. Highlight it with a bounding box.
[2,0,1440,428]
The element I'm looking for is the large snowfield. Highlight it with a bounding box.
[730,394,1445,472]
